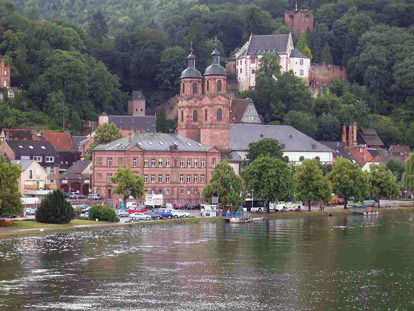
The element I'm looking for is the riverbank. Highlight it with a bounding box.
[2,206,414,239]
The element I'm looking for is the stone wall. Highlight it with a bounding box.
[284,10,314,36]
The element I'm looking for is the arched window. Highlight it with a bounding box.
[283,156,289,163]
[315,156,320,162]
[193,83,198,94]
[217,80,222,92]
[182,83,185,94]
[193,110,198,122]
[206,80,210,92]
[299,156,305,162]
[217,108,222,121]
[205,108,208,121]
[181,110,184,122]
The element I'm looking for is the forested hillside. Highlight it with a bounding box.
[1,0,414,145]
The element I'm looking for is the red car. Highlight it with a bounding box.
[173,203,185,209]
[128,206,148,214]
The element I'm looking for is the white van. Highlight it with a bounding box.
[200,204,218,217]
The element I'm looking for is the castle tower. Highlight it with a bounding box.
[177,48,203,140]
[200,48,230,151]
[0,57,11,89]
[128,90,146,116]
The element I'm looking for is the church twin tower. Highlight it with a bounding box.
[177,48,230,151]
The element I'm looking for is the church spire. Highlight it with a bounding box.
[180,42,202,80]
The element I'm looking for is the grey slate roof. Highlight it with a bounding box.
[247,34,289,56]
[68,160,91,174]
[7,140,58,157]
[230,124,333,152]
[92,133,214,152]
[204,63,226,76]
[318,141,357,162]
[290,48,310,59]
[180,67,202,79]
[73,136,87,150]
[11,159,35,171]
[108,115,157,133]
[132,90,145,100]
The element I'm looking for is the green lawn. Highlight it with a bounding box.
[10,219,105,229]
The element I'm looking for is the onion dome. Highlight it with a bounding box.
[180,51,202,79]
[204,48,226,76]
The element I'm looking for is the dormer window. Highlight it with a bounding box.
[45,156,54,163]
[33,156,42,162]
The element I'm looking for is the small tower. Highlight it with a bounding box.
[204,47,227,95]
[128,90,146,116]
[177,47,203,140]
[0,56,11,89]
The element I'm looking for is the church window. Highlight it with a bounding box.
[217,108,222,121]
[193,110,198,122]
[181,110,184,122]
[193,83,198,94]
[217,80,222,92]
[207,80,209,91]
[182,83,185,93]
[205,108,208,121]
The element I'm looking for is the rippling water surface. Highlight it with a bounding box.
[1,212,414,310]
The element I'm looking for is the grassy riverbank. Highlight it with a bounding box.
[2,206,414,239]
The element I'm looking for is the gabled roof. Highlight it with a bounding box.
[390,145,411,154]
[131,90,145,100]
[11,159,36,171]
[247,34,289,56]
[230,124,332,153]
[318,141,357,163]
[42,132,75,152]
[230,99,250,124]
[68,160,91,174]
[108,115,157,133]
[290,48,310,59]
[1,128,37,141]
[358,128,384,147]
[92,133,215,153]
[73,136,88,150]
[6,140,57,156]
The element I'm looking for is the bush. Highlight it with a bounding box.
[35,190,74,224]
[88,205,119,222]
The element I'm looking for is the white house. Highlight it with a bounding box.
[235,33,310,91]
[11,159,50,198]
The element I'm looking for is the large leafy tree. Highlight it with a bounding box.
[294,159,332,211]
[87,122,122,159]
[386,159,405,183]
[368,164,399,207]
[402,153,414,190]
[246,138,283,164]
[202,161,246,210]
[0,157,23,217]
[111,167,145,208]
[328,157,369,209]
[242,156,294,213]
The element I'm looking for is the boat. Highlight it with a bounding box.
[351,206,379,216]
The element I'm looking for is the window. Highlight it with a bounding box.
[180,158,185,168]
[3,81,7,88]
[251,59,255,64]
[252,69,255,74]
[166,189,170,195]
[166,158,170,167]
[240,68,242,73]
[201,159,205,168]
[193,110,198,122]
[217,80,222,92]
[47,167,56,174]
[300,59,304,65]
[187,158,191,167]
[151,174,156,183]
[166,174,170,183]
[106,173,112,183]
[158,158,163,167]
[194,174,198,183]
[3,70,7,76]
[181,110,184,122]
[29,170,33,179]
[205,108,208,121]
[133,158,137,168]
[299,156,305,162]
[180,174,184,183]
[194,159,198,168]
[300,70,304,76]
[144,174,148,183]
[187,189,191,195]
[107,157,112,167]
[158,174,163,183]
[117,157,124,165]
[212,158,216,168]
[45,156,54,163]
[217,108,222,121]
[193,83,198,94]
[207,80,210,91]
[97,157,102,166]
[201,174,205,184]
[315,156,320,162]
[151,158,156,167]
[182,83,185,93]
[180,188,184,195]
[33,156,42,162]
[144,158,148,167]
[187,174,191,183]
[97,173,102,179]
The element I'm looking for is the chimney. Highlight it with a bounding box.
[342,124,347,144]
[348,124,353,147]
[353,122,357,147]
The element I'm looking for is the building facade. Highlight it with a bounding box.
[235,33,310,91]
[11,160,49,197]
[0,56,15,101]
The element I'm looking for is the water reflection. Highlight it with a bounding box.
[1,213,414,310]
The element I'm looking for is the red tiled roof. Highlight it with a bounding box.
[347,147,374,166]
[120,130,135,137]
[2,128,37,141]
[390,145,411,154]
[230,99,250,124]
[42,132,75,152]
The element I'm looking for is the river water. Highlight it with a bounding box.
[1,212,414,310]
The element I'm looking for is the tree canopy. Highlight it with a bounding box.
[368,164,399,207]
[402,153,414,190]
[111,167,145,208]
[246,138,283,164]
[0,156,23,217]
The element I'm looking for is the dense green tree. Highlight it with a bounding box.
[320,42,333,64]
[89,10,108,41]
[294,159,332,211]
[0,157,23,217]
[86,122,122,159]
[111,167,145,209]
[242,156,294,213]
[296,33,312,59]
[402,153,414,190]
[89,204,118,222]
[35,190,74,224]
[285,110,317,137]
[386,159,405,183]
[328,157,369,209]
[246,138,283,164]
[368,164,399,207]
[202,161,246,210]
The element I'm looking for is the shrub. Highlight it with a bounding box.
[36,190,74,224]
[88,205,119,222]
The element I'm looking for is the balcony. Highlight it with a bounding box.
[45,184,58,190]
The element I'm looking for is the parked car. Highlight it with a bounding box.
[80,212,89,219]
[173,203,185,209]
[128,206,148,214]
[25,208,37,216]
[118,210,130,218]
[69,193,84,200]
[185,203,194,210]
[152,208,173,219]
[147,211,163,220]
[88,193,101,200]
[169,209,184,218]
[131,212,151,221]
